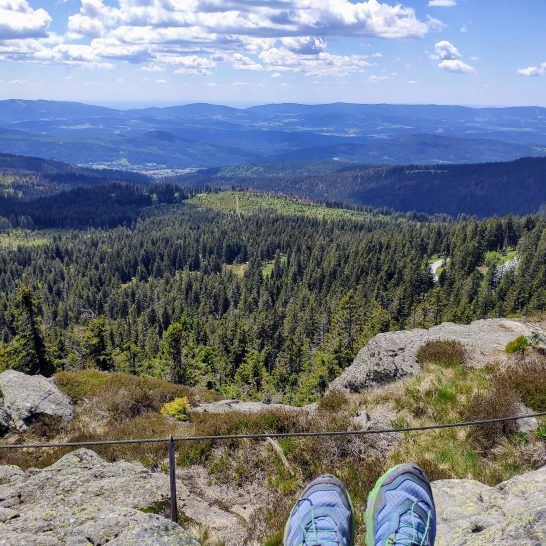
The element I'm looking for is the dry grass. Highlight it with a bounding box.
[316,390,350,413]
[2,357,545,543]
[498,354,546,411]
[55,370,203,409]
[416,339,467,368]
[462,375,519,450]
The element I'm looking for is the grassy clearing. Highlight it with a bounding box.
[224,254,287,278]
[0,229,61,249]
[189,191,382,222]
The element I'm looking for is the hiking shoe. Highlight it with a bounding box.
[284,474,354,545]
[366,464,436,546]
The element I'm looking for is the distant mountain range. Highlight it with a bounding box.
[1,100,545,169]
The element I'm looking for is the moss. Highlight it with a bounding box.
[505,336,529,354]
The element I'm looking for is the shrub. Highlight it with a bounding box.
[55,370,197,404]
[505,336,529,354]
[416,340,467,368]
[54,370,200,424]
[161,397,192,420]
[462,375,518,450]
[499,355,546,411]
[317,390,349,413]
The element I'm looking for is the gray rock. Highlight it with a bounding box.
[516,402,539,434]
[528,329,546,350]
[0,370,74,432]
[0,449,198,545]
[193,398,307,414]
[495,255,520,281]
[330,318,535,392]
[352,409,371,430]
[0,448,260,545]
[433,465,546,545]
[0,407,10,435]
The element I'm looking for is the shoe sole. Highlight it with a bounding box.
[365,464,432,546]
[283,474,355,545]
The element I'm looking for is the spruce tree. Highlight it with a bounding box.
[10,285,55,377]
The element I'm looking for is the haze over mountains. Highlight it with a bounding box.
[1,100,546,170]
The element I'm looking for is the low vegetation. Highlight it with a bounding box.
[160,396,192,420]
[2,348,544,544]
[416,339,467,368]
[189,191,385,222]
[505,335,529,354]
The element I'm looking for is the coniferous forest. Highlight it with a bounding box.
[0,188,544,404]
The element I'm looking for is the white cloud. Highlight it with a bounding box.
[428,0,457,6]
[258,47,370,77]
[0,0,51,39]
[231,53,263,71]
[0,0,437,77]
[438,59,474,73]
[433,40,462,61]
[517,63,546,77]
[460,24,469,33]
[432,40,475,73]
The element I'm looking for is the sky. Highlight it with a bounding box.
[0,0,545,107]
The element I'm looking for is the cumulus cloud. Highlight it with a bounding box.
[258,47,370,77]
[429,0,457,6]
[517,63,546,77]
[0,0,438,77]
[432,40,475,73]
[0,0,51,39]
[437,59,474,73]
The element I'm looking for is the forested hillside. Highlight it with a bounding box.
[0,183,187,230]
[0,153,148,200]
[0,192,544,403]
[179,157,546,217]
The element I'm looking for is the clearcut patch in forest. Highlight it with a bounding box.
[188,191,392,222]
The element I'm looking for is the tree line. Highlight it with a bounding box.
[0,200,544,403]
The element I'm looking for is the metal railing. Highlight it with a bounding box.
[0,411,544,522]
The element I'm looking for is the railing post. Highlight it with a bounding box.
[168,435,178,523]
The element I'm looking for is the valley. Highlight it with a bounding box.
[0,106,545,546]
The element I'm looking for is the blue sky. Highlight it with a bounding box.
[1,0,545,107]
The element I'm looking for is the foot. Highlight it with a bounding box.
[284,474,354,545]
[366,464,436,546]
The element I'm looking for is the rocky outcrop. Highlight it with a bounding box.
[433,465,546,545]
[0,448,259,545]
[330,318,534,392]
[528,328,546,350]
[0,449,544,544]
[0,449,198,545]
[0,370,74,433]
[193,398,307,414]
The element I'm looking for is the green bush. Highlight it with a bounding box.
[160,397,192,420]
[505,336,529,354]
[317,390,349,413]
[416,340,467,368]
